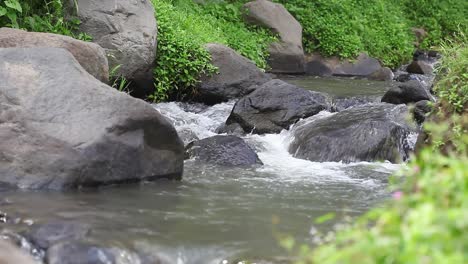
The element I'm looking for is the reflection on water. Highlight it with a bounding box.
[281,75,393,98]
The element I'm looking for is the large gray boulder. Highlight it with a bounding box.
[196,43,271,105]
[243,0,305,73]
[64,0,158,96]
[226,79,329,134]
[333,53,382,77]
[406,60,434,75]
[0,48,183,190]
[289,104,416,163]
[185,135,263,166]
[0,27,108,83]
[381,80,433,105]
[305,53,383,78]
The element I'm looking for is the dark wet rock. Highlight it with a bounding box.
[381,80,433,105]
[0,48,184,190]
[243,0,305,73]
[305,59,333,76]
[333,53,382,77]
[368,67,394,81]
[428,50,441,58]
[46,241,154,264]
[332,96,380,112]
[413,100,433,124]
[395,73,418,82]
[185,135,262,166]
[0,27,109,83]
[26,221,90,250]
[0,240,37,264]
[216,123,245,136]
[407,60,434,75]
[63,0,157,97]
[413,49,430,61]
[226,79,329,134]
[196,44,271,104]
[289,104,417,163]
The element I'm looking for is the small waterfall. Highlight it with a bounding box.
[153,101,402,184]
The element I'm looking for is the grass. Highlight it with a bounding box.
[281,33,468,264]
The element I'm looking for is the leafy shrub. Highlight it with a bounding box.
[398,0,468,48]
[0,0,89,41]
[272,0,466,67]
[149,0,276,102]
[274,0,415,67]
[283,34,468,264]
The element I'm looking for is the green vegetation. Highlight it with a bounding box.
[0,0,89,41]
[275,0,467,67]
[149,0,276,101]
[282,34,467,264]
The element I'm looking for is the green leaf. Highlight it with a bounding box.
[5,0,22,13]
[315,213,336,224]
[0,7,7,16]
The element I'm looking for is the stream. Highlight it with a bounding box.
[0,77,406,263]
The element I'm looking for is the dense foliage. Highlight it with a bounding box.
[284,35,467,264]
[150,0,276,101]
[0,0,89,40]
[275,0,467,67]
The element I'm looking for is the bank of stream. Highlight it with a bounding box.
[1,77,408,263]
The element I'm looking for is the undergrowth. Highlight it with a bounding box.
[0,0,90,41]
[281,33,468,264]
[149,0,276,102]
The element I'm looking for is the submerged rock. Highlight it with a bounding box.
[289,104,417,163]
[226,79,329,134]
[46,241,155,264]
[185,135,262,166]
[332,96,380,112]
[25,221,90,250]
[243,0,305,73]
[381,80,433,105]
[63,0,158,97]
[0,27,109,83]
[196,43,271,104]
[0,48,184,190]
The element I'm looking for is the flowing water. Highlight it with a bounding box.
[0,78,406,263]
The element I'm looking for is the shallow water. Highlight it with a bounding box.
[0,79,404,263]
[281,75,393,98]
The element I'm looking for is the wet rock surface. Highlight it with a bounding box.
[226,79,329,134]
[381,80,433,105]
[0,48,184,190]
[289,104,417,163]
[185,135,263,166]
[25,221,90,250]
[196,43,271,104]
